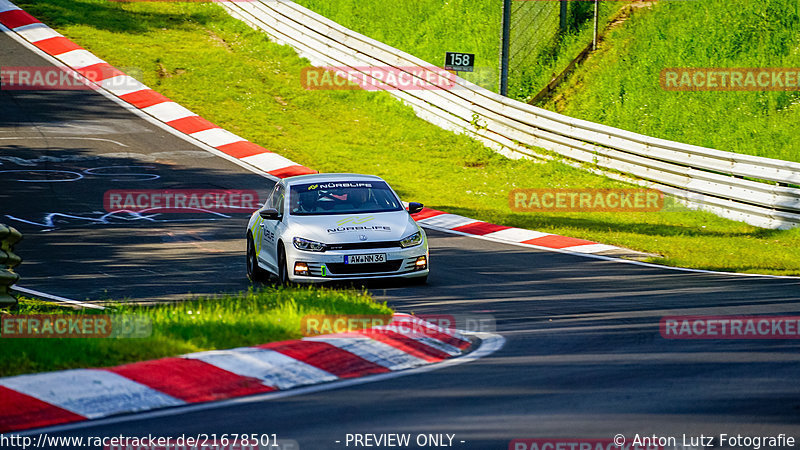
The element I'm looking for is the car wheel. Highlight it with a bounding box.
[277,245,291,286]
[247,236,268,282]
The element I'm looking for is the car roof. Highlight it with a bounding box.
[281,173,385,186]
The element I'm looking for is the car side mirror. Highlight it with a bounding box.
[407,202,424,214]
[259,208,280,220]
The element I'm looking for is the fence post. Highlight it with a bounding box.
[560,0,568,32]
[0,224,22,307]
[498,0,512,96]
[592,0,599,50]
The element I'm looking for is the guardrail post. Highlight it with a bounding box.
[0,224,22,307]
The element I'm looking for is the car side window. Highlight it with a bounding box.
[264,184,279,210]
[274,185,285,217]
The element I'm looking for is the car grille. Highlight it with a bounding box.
[324,241,400,251]
[325,260,403,274]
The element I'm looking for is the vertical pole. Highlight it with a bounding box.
[498,0,511,96]
[560,0,567,32]
[592,0,599,50]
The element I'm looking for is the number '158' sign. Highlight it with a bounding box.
[444,52,475,72]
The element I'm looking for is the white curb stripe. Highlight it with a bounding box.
[391,315,469,343]
[55,49,104,69]
[102,78,148,96]
[0,369,184,419]
[391,314,462,337]
[0,1,19,13]
[305,336,428,370]
[562,243,619,254]
[482,227,551,242]
[11,332,504,437]
[14,24,61,42]
[97,75,143,94]
[370,325,462,356]
[240,152,296,171]
[417,213,479,230]
[189,128,244,148]
[411,336,462,356]
[141,102,197,123]
[185,348,337,390]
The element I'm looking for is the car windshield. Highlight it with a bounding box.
[289,181,404,216]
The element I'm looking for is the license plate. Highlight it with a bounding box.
[345,253,387,264]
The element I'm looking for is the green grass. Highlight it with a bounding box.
[294,0,502,91]
[14,0,800,275]
[0,288,390,377]
[291,0,800,160]
[504,1,621,101]
[544,0,800,163]
[293,0,619,99]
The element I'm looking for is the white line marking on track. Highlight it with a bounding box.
[0,137,130,147]
[10,286,105,310]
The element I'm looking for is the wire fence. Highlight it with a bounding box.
[509,0,561,78]
[502,0,622,102]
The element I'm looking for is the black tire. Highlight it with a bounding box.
[247,236,268,283]
[277,245,291,286]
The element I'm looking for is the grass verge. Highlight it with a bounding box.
[293,0,620,100]
[0,288,391,377]
[13,0,800,275]
[545,0,800,162]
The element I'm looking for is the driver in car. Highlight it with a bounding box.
[296,190,318,213]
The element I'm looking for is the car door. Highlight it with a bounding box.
[259,183,284,273]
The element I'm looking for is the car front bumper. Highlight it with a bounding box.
[284,243,429,283]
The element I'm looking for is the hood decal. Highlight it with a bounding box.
[286,210,415,243]
[336,215,375,226]
[327,224,391,234]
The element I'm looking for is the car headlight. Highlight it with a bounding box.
[400,231,422,248]
[293,237,326,252]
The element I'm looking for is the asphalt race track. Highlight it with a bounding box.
[3,24,800,450]
[0,31,272,303]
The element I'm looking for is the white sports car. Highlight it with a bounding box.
[246,174,429,284]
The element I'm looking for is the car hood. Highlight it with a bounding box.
[285,211,419,244]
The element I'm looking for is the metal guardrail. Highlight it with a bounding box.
[0,224,22,307]
[221,0,800,229]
